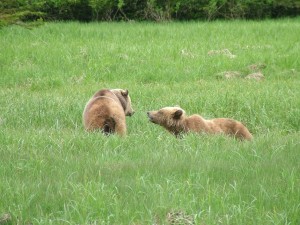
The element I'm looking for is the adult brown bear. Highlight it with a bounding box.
[147,106,252,140]
[83,89,134,136]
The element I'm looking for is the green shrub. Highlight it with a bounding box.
[89,0,114,20]
[0,0,45,27]
[1,0,300,25]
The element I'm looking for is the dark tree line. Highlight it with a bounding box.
[1,0,300,26]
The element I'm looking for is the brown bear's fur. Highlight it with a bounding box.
[83,88,134,136]
[147,106,252,140]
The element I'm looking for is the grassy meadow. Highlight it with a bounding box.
[0,19,300,224]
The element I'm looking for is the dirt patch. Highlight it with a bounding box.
[0,213,11,224]
[245,72,265,81]
[247,63,266,72]
[208,49,236,59]
[166,210,195,225]
[217,62,266,80]
[217,71,242,79]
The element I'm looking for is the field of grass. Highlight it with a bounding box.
[0,19,299,224]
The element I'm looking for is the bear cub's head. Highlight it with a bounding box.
[111,89,134,116]
[147,106,185,126]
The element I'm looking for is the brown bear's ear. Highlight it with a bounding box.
[173,110,183,119]
[121,89,129,96]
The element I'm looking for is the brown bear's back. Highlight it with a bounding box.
[83,96,125,132]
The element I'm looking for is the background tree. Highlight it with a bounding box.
[1,0,300,27]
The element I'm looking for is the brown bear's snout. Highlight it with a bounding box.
[128,111,135,116]
[147,111,155,122]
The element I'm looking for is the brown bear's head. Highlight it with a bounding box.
[111,89,135,116]
[147,106,185,127]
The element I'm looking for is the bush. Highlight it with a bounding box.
[1,0,300,26]
[0,0,45,27]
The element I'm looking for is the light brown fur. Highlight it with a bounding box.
[83,89,134,136]
[147,106,252,140]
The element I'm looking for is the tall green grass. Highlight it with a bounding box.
[0,19,299,224]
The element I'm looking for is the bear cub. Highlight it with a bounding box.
[83,88,134,136]
[147,106,252,140]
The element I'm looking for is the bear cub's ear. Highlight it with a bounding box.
[173,109,183,119]
[121,89,129,96]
